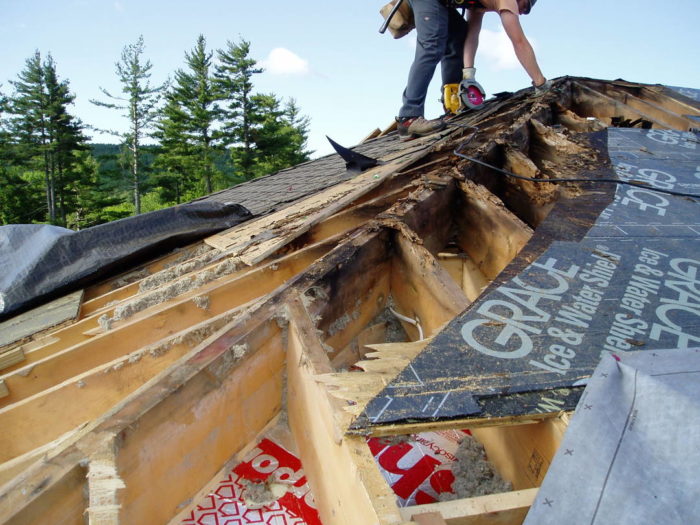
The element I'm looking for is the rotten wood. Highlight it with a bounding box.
[455,180,533,280]
[204,137,451,265]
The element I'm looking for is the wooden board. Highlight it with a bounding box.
[400,488,538,525]
[286,295,403,525]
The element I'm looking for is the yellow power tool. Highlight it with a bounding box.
[443,80,486,114]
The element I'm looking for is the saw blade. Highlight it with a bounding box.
[461,85,485,109]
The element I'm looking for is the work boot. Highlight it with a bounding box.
[396,116,446,141]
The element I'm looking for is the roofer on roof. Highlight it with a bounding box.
[396,0,548,141]
[462,0,549,99]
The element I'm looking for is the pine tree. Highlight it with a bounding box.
[1,86,45,224]
[215,39,262,181]
[8,52,86,225]
[153,96,194,204]
[247,95,312,178]
[43,55,88,224]
[9,52,50,220]
[91,36,166,214]
[155,35,222,198]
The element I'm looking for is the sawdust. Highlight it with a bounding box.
[328,313,353,337]
[140,249,222,292]
[440,434,512,501]
[145,310,241,358]
[164,244,214,269]
[192,295,210,311]
[240,478,290,509]
[275,313,289,329]
[207,343,249,381]
[106,256,241,325]
[110,268,150,291]
[98,314,112,332]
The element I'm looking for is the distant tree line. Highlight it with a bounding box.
[0,35,311,228]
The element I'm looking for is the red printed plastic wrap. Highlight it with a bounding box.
[368,429,470,507]
[183,438,321,525]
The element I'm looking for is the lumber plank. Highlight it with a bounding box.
[501,145,557,228]
[395,180,457,255]
[308,232,392,359]
[360,412,559,439]
[411,512,448,525]
[0,423,90,488]
[399,488,538,525]
[0,306,248,464]
[606,86,697,130]
[115,320,285,525]
[0,348,24,372]
[361,128,382,143]
[85,436,124,525]
[0,240,333,407]
[286,295,403,525]
[82,242,212,301]
[296,185,411,250]
[471,417,568,490]
[0,451,88,525]
[572,81,672,129]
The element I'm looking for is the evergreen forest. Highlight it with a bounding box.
[0,35,312,229]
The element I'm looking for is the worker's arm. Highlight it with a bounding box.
[499,10,546,86]
[463,10,484,68]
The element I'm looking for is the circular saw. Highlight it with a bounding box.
[459,79,486,111]
[443,80,487,115]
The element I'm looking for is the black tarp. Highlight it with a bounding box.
[0,201,251,320]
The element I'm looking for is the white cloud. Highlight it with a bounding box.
[114,1,125,12]
[261,48,310,76]
[478,28,520,71]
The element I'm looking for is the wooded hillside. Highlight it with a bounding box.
[0,35,311,229]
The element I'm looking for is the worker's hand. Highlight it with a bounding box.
[533,78,552,96]
[462,67,476,81]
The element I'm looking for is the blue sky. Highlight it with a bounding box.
[1,0,699,157]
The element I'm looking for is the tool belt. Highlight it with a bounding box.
[379,0,415,39]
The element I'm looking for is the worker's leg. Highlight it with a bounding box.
[441,8,468,85]
[398,0,450,118]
